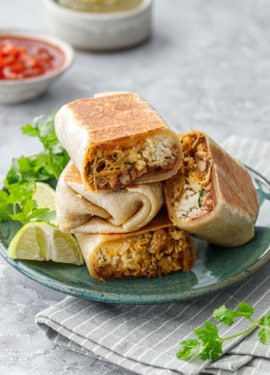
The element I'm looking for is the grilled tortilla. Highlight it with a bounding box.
[164,131,259,247]
[75,212,195,280]
[55,161,164,233]
[55,92,182,191]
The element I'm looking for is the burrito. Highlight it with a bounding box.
[75,212,195,280]
[164,131,259,247]
[55,92,182,191]
[55,161,164,233]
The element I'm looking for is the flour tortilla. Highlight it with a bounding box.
[75,212,195,280]
[164,131,259,247]
[55,92,181,191]
[55,161,164,233]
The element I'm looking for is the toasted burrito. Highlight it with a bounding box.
[75,212,195,280]
[55,92,182,191]
[55,161,164,233]
[164,131,259,247]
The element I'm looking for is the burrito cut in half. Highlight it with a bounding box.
[55,92,182,191]
[75,212,195,280]
[164,131,259,247]
[55,161,164,233]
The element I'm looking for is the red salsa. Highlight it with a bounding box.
[0,35,65,80]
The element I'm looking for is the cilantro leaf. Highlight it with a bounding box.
[176,339,202,361]
[213,305,238,326]
[213,302,254,326]
[10,206,55,224]
[0,181,55,225]
[237,302,254,319]
[5,111,69,187]
[177,302,270,362]
[0,190,11,221]
[258,314,270,344]
[22,112,57,151]
[6,181,35,203]
[1,110,68,226]
[194,322,222,360]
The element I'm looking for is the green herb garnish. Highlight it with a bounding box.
[198,189,205,208]
[176,302,270,361]
[0,181,54,224]
[5,111,69,186]
[0,111,69,224]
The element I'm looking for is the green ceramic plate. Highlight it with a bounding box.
[1,167,270,304]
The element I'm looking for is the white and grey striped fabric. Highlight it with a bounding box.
[35,136,270,375]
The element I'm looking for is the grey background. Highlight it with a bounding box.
[0,0,270,374]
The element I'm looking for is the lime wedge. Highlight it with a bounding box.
[33,182,56,212]
[8,222,84,265]
[33,182,57,224]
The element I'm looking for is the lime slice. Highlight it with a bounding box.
[8,222,84,265]
[33,182,57,224]
[33,182,56,212]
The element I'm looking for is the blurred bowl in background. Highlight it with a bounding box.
[42,0,153,51]
[0,30,74,104]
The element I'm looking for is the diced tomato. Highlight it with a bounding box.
[0,36,65,80]
[21,54,40,69]
[10,61,24,74]
[2,55,15,66]
[2,66,20,80]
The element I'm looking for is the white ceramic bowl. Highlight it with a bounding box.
[42,0,152,51]
[0,30,74,104]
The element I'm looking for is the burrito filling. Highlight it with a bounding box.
[93,227,195,280]
[172,133,214,220]
[86,132,179,190]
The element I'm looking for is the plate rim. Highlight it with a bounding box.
[1,240,270,304]
[0,165,270,304]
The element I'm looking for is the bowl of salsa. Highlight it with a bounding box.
[0,30,74,103]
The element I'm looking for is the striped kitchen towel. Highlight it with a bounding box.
[35,136,270,375]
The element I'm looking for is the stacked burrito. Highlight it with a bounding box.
[55,92,258,281]
[55,92,195,280]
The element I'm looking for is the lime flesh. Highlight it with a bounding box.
[8,222,84,265]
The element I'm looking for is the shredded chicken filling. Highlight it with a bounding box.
[86,134,178,190]
[172,133,214,220]
[93,228,195,280]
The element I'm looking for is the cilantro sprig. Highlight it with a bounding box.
[177,302,270,361]
[5,111,69,186]
[0,111,69,224]
[0,182,55,224]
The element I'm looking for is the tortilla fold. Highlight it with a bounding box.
[164,131,259,247]
[75,212,195,280]
[55,161,164,233]
[55,92,181,191]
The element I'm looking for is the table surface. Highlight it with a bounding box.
[1,1,270,374]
